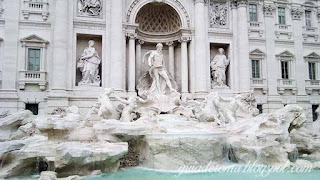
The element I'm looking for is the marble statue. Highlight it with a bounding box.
[137,43,178,98]
[78,0,102,17]
[113,93,147,122]
[211,48,230,87]
[97,88,120,120]
[77,40,101,86]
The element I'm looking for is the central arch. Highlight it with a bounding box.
[126,0,190,29]
[135,3,182,35]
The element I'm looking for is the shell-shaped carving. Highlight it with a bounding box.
[135,3,182,34]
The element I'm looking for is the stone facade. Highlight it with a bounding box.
[0,0,319,124]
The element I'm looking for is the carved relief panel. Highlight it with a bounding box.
[77,0,102,17]
[209,0,228,28]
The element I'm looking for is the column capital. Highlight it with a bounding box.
[263,3,276,17]
[230,0,248,8]
[138,39,144,45]
[179,36,191,43]
[126,32,137,39]
[193,0,208,4]
[291,7,303,20]
[166,41,175,46]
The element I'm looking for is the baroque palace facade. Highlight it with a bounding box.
[0,0,319,123]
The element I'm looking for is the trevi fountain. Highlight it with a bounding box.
[0,43,320,180]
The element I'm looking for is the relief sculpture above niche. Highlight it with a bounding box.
[209,0,228,28]
[77,0,102,17]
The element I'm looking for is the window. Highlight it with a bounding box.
[305,10,312,27]
[278,7,286,24]
[251,59,260,78]
[27,48,41,71]
[257,104,263,114]
[312,105,319,122]
[281,61,289,79]
[249,4,258,22]
[309,62,317,80]
[26,103,39,115]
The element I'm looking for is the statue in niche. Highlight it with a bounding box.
[137,43,178,98]
[211,48,230,87]
[77,40,101,86]
[78,0,102,17]
[209,2,228,28]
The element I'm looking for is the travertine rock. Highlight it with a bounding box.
[0,110,33,141]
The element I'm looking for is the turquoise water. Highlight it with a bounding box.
[82,168,320,180]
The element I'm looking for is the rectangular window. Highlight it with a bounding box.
[249,4,258,22]
[312,105,319,122]
[309,62,317,80]
[27,48,41,71]
[25,103,39,115]
[251,59,260,78]
[281,61,289,79]
[278,7,286,25]
[305,10,312,27]
[257,104,263,114]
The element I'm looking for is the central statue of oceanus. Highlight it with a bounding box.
[137,43,178,99]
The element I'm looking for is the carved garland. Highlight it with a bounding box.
[126,0,191,28]
[291,7,303,20]
[263,3,276,16]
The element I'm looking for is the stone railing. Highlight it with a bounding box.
[276,24,292,31]
[248,21,262,28]
[18,70,47,90]
[250,78,268,94]
[305,80,320,94]
[22,0,49,21]
[303,26,318,32]
[277,79,297,95]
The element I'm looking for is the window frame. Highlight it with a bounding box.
[251,59,261,78]
[308,62,317,80]
[281,60,290,79]
[27,48,41,71]
[20,34,48,72]
[278,7,286,25]
[276,51,295,80]
[249,4,258,22]
[304,52,320,82]
[305,10,312,27]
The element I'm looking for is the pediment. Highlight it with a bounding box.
[20,34,48,44]
[304,52,320,60]
[250,49,265,57]
[276,50,294,58]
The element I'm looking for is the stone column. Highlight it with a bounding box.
[179,37,189,93]
[237,0,250,92]
[136,40,144,84]
[2,0,19,91]
[231,1,239,92]
[127,33,137,92]
[0,0,19,111]
[110,0,123,91]
[194,0,208,93]
[263,3,277,96]
[189,39,195,93]
[291,7,306,95]
[51,0,69,91]
[166,41,175,79]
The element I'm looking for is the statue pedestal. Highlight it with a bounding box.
[211,86,233,96]
[78,82,101,87]
[137,92,181,115]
